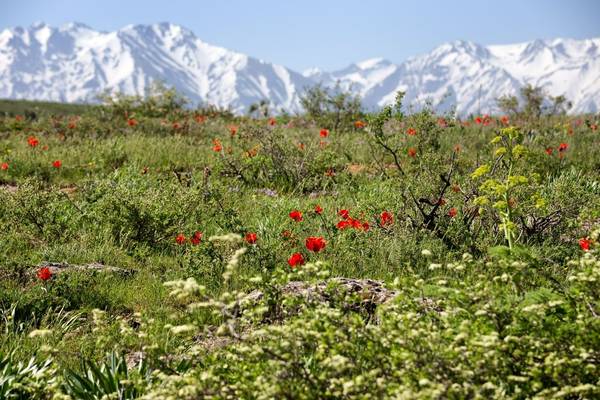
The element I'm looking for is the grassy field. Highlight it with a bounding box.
[0,93,599,399]
[0,98,96,117]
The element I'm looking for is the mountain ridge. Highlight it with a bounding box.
[1,22,598,115]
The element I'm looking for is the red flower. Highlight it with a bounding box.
[438,118,447,128]
[475,117,482,125]
[245,232,257,244]
[195,115,207,124]
[212,139,222,152]
[52,160,62,168]
[37,267,52,281]
[579,238,591,252]
[448,207,458,218]
[15,115,24,122]
[406,128,417,136]
[175,233,186,245]
[319,129,329,138]
[350,218,362,229]
[354,120,366,129]
[325,168,335,177]
[190,231,202,245]
[314,204,323,215]
[545,147,554,156]
[362,221,370,231]
[380,211,393,226]
[1,162,8,171]
[558,143,569,152]
[408,148,417,157]
[228,125,238,136]
[27,136,39,147]
[289,210,303,222]
[337,220,351,230]
[501,115,510,125]
[338,209,350,220]
[68,122,77,129]
[288,252,305,268]
[127,118,138,127]
[591,124,598,131]
[268,118,276,126]
[305,236,326,253]
[172,122,181,130]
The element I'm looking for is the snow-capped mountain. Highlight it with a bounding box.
[316,39,600,114]
[0,22,312,113]
[0,22,598,115]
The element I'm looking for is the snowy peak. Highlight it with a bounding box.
[0,22,310,112]
[0,22,598,115]
[325,37,600,114]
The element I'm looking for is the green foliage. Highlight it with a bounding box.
[99,81,189,118]
[63,352,146,400]
[299,83,363,132]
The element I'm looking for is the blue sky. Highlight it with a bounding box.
[2,0,599,71]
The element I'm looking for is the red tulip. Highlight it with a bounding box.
[212,139,222,152]
[288,252,305,267]
[245,232,257,244]
[289,210,303,222]
[305,236,326,253]
[319,129,329,138]
[448,208,458,218]
[380,211,393,226]
[579,238,591,252]
[27,136,39,147]
[190,231,202,245]
[337,220,351,230]
[338,209,350,220]
[37,267,52,281]
[558,143,569,152]
[52,160,62,168]
[1,162,8,171]
[175,233,186,245]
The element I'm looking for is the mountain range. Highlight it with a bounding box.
[1,22,598,115]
